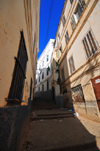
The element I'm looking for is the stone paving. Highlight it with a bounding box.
[78,116,100,150]
[20,114,99,151]
[20,99,100,151]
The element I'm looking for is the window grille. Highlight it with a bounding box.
[69,55,75,74]
[71,85,85,102]
[62,15,66,27]
[8,31,28,102]
[65,31,69,44]
[61,67,65,82]
[82,30,98,59]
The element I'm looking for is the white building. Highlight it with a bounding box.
[35,39,55,100]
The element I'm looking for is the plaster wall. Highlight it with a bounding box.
[0,0,40,106]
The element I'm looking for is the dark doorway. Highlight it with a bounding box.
[52,86,55,101]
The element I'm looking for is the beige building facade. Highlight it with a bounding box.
[54,0,100,122]
[0,0,40,106]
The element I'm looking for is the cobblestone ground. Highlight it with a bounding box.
[20,116,99,151]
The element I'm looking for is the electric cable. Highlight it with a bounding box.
[45,0,54,46]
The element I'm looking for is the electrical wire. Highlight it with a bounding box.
[45,0,54,46]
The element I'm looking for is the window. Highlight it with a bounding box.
[71,85,85,102]
[47,55,49,62]
[61,67,65,82]
[70,0,73,4]
[8,31,28,102]
[60,44,62,53]
[35,79,37,85]
[47,68,49,75]
[62,15,66,26]
[39,65,41,70]
[71,14,76,30]
[58,33,60,39]
[74,3,83,23]
[42,84,44,92]
[65,31,69,44]
[82,30,98,59]
[42,72,44,79]
[39,76,40,82]
[71,1,85,30]
[33,33,36,54]
[30,78,33,99]
[38,87,40,92]
[47,80,49,90]
[69,55,75,74]
[78,0,85,9]
[42,61,44,67]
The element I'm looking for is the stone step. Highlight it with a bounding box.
[31,114,74,120]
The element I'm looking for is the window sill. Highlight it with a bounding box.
[5,98,23,106]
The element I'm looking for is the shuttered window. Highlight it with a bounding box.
[8,31,28,102]
[82,30,98,59]
[69,55,75,74]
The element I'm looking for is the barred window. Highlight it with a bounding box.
[65,31,69,44]
[82,30,98,59]
[69,55,75,74]
[8,31,28,102]
[71,85,85,102]
[62,15,66,26]
[61,67,65,82]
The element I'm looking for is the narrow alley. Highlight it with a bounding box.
[20,98,100,151]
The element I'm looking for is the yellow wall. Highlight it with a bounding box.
[0,0,40,106]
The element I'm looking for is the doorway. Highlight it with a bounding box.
[91,75,100,111]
